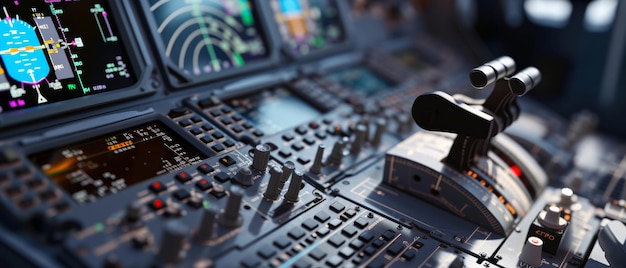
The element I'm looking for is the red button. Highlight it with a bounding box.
[195,178,212,191]
[175,172,191,183]
[149,181,167,193]
[149,199,165,210]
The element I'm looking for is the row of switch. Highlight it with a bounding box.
[215,198,445,268]
[167,107,238,155]
[192,97,264,144]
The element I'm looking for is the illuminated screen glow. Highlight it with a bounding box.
[0,1,136,113]
[270,0,346,56]
[148,0,268,76]
[30,121,203,204]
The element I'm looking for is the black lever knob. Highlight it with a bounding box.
[412,91,495,138]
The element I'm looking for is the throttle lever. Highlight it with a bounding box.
[413,91,496,171]
[477,66,542,156]
[412,91,495,139]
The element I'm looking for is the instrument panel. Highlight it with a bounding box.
[0,0,623,267]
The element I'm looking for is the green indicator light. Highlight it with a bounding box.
[67,84,77,90]
[94,223,105,233]
[313,37,325,48]
[203,201,211,209]
[234,53,244,66]
[239,0,254,26]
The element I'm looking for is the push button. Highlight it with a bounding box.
[219,156,236,167]
[149,199,166,210]
[175,172,191,183]
[149,181,167,194]
[197,163,215,174]
[330,201,345,213]
[195,179,212,191]
[172,189,191,201]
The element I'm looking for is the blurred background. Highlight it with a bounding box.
[352,0,626,137]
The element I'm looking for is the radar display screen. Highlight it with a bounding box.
[30,121,204,205]
[223,87,321,135]
[148,0,268,77]
[270,0,346,56]
[0,1,136,114]
[324,66,393,98]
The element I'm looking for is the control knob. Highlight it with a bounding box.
[157,220,187,263]
[217,185,244,228]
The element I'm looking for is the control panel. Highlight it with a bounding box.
[0,1,624,268]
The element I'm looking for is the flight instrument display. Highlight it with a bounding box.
[29,121,204,205]
[0,1,136,114]
[148,0,268,78]
[270,0,346,56]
